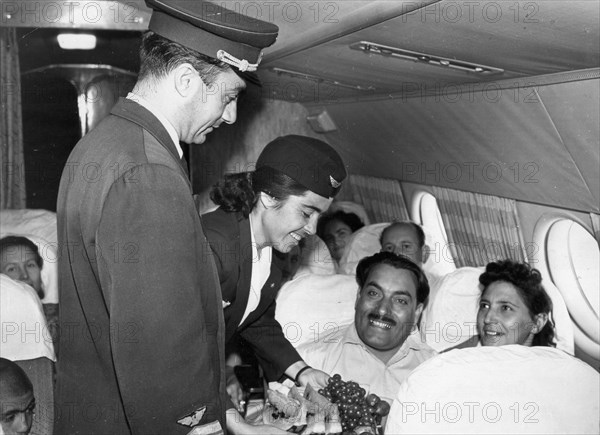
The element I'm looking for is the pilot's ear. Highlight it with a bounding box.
[531,313,549,333]
[422,244,430,264]
[173,62,197,97]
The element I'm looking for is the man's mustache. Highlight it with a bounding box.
[367,313,397,326]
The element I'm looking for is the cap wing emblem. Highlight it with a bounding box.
[329,175,341,188]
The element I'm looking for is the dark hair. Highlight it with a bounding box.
[317,211,364,240]
[0,236,43,269]
[210,166,308,217]
[479,260,556,347]
[380,221,426,248]
[0,357,33,395]
[356,252,430,305]
[138,31,231,85]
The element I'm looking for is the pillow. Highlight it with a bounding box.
[0,275,56,361]
[385,346,599,434]
[275,273,358,349]
[0,209,58,304]
[420,267,484,352]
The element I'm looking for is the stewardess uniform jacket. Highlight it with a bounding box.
[202,208,302,381]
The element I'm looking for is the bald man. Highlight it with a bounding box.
[380,221,429,267]
[0,358,35,435]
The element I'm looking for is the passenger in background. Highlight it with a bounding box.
[0,236,58,348]
[379,221,429,267]
[297,252,437,403]
[203,135,347,414]
[317,210,364,263]
[0,236,44,299]
[477,259,555,347]
[0,358,35,435]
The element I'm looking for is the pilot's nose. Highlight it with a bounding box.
[222,100,237,125]
[14,411,30,433]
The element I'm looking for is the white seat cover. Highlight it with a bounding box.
[386,346,599,434]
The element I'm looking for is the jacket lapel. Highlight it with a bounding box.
[226,213,254,333]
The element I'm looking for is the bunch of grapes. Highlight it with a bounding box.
[318,374,390,434]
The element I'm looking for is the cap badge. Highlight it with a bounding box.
[217,49,262,72]
[329,175,341,188]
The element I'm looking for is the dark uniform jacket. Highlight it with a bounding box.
[55,98,227,434]
[202,208,302,381]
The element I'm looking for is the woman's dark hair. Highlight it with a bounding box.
[0,236,43,269]
[138,31,231,85]
[479,259,556,347]
[316,211,364,240]
[210,166,308,217]
[356,251,430,305]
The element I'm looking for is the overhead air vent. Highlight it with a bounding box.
[350,41,504,75]
[271,67,376,92]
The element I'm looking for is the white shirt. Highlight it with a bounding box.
[126,92,183,158]
[239,215,272,326]
[298,324,437,403]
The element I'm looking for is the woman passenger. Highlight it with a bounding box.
[477,259,555,347]
[202,135,347,409]
[0,236,44,300]
[317,210,364,263]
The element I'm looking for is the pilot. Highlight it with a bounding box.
[55,1,279,434]
[297,252,437,403]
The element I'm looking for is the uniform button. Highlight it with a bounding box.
[270,283,275,288]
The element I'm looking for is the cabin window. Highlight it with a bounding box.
[546,219,599,347]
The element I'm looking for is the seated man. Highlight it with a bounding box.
[297,252,437,403]
[379,221,429,267]
[0,358,35,435]
[317,211,365,264]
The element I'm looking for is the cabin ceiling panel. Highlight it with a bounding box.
[536,79,600,210]
[260,0,599,102]
[321,77,600,213]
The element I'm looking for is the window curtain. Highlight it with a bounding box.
[590,213,600,245]
[1,27,26,209]
[431,186,527,267]
[336,174,410,223]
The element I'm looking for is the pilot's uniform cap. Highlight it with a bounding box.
[145,0,279,83]
[257,135,347,199]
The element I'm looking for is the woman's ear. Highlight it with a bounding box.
[259,192,278,209]
[532,313,549,333]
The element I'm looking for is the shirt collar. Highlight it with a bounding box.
[126,92,182,158]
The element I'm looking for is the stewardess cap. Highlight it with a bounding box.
[257,135,347,199]
[146,0,278,74]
